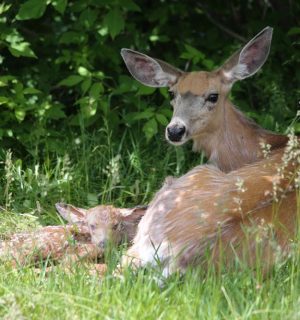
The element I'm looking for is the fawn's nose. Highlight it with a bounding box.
[167,125,186,142]
[98,239,108,249]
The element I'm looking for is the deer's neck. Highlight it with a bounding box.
[192,102,288,172]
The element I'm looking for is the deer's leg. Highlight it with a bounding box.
[86,263,107,277]
[68,243,103,260]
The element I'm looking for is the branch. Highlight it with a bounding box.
[197,5,247,42]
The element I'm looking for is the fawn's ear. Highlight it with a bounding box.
[55,203,87,224]
[121,49,182,87]
[119,205,147,223]
[221,27,273,83]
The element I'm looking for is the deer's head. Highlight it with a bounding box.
[55,203,145,249]
[121,27,273,146]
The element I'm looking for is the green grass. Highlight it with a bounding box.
[0,126,300,319]
[1,259,300,319]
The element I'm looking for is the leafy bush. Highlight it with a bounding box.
[0,0,299,158]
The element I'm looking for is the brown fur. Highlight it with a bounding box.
[173,71,288,172]
[119,143,299,276]
[1,204,146,268]
[0,225,101,266]
[55,203,146,247]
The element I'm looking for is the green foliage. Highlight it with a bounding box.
[0,0,298,160]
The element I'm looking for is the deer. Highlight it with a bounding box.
[55,202,146,248]
[116,135,299,278]
[0,204,145,275]
[121,26,289,173]
[0,222,99,267]
[111,27,300,278]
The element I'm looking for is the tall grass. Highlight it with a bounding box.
[0,125,299,319]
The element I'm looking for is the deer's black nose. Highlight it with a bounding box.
[167,125,186,142]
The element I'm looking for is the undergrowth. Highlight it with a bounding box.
[0,124,299,319]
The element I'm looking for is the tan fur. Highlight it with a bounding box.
[176,72,222,96]
[1,204,146,268]
[119,143,299,276]
[172,71,288,172]
[56,203,146,248]
[0,225,100,266]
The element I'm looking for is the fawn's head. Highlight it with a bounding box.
[121,27,273,146]
[55,203,145,249]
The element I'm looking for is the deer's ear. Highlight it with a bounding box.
[121,49,182,87]
[55,203,87,224]
[221,27,273,83]
[119,205,147,223]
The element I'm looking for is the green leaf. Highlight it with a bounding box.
[287,27,300,36]
[8,42,37,58]
[143,118,158,141]
[202,59,215,70]
[156,113,169,126]
[23,88,41,94]
[89,82,104,100]
[294,122,300,133]
[181,44,205,64]
[60,31,84,44]
[132,108,154,120]
[103,9,125,39]
[79,8,97,29]
[137,85,156,95]
[119,0,141,12]
[0,76,15,87]
[80,98,98,118]
[159,88,169,99]
[115,75,136,94]
[159,108,172,118]
[45,104,66,120]
[81,78,92,95]
[17,0,47,20]
[0,3,11,14]
[15,109,26,122]
[78,66,91,77]
[58,75,83,86]
[0,97,9,105]
[51,0,67,14]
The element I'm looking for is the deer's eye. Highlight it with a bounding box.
[206,93,219,103]
[90,225,96,231]
[112,224,119,231]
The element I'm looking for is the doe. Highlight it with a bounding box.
[121,26,289,172]
[116,27,300,277]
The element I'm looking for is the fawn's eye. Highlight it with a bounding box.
[90,224,96,231]
[112,224,119,231]
[206,93,219,103]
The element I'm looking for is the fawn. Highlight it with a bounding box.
[55,203,146,248]
[0,223,98,267]
[0,204,145,269]
[116,27,299,277]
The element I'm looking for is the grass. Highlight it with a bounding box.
[1,259,300,319]
[0,124,300,319]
